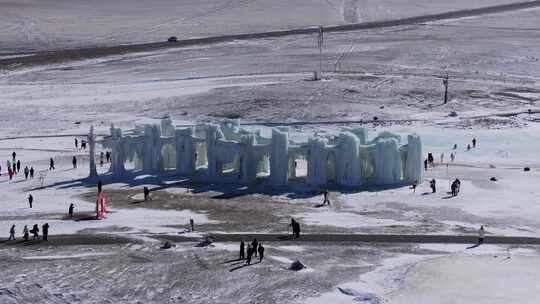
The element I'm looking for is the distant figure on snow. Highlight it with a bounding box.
[478,225,485,244]
[30,224,39,240]
[430,179,436,193]
[322,190,330,205]
[75,138,78,149]
[16,160,20,173]
[49,158,55,170]
[450,152,455,163]
[245,245,253,265]
[290,218,296,237]
[69,203,74,218]
[410,181,417,193]
[440,153,444,163]
[23,225,29,241]
[12,151,16,162]
[258,244,265,262]
[100,152,104,167]
[252,239,259,256]
[72,156,77,168]
[424,159,428,171]
[453,144,458,150]
[8,225,15,241]
[29,167,34,179]
[8,166,13,180]
[42,223,49,241]
[467,144,471,151]
[472,138,477,148]
[143,186,151,202]
[24,166,29,179]
[28,194,33,208]
[106,151,111,163]
[239,240,245,260]
[293,221,301,238]
[190,218,194,232]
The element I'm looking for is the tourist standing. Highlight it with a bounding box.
[72,156,77,168]
[16,160,20,173]
[258,244,265,262]
[28,194,33,208]
[239,240,245,260]
[252,239,258,256]
[42,223,49,241]
[478,226,485,244]
[69,203,74,218]
[75,138,78,149]
[29,167,34,179]
[245,245,253,265]
[24,166,29,179]
[49,158,55,170]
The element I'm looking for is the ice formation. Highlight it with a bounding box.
[97,119,423,188]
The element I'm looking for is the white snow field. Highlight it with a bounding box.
[1,0,540,303]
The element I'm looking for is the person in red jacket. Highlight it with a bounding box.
[8,166,13,180]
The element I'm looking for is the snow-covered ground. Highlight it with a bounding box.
[1,1,540,303]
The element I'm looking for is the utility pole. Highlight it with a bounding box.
[317,25,324,80]
[443,73,449,104]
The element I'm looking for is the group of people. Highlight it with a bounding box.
[424,138,478,171]
[8,223,50,241]
[2,152,35,181]
[239,239,265,265]
[99,151,112,167]
[74,138,87,150]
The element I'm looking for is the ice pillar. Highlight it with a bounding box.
[307,137,328,186]
[403,134,423,184]
[143,125,162,172]
[239,134,257,184]
[205,125,220,180]
[175,128,196,176]
[270,128,289,188]
[336,132,361,187]
[88,126,98,178]
[374,138,402,184]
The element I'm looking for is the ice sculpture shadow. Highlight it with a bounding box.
[40,171,412,200]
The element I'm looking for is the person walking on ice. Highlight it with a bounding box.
[322,190,330,205]
[472,138,477,148]
[12,151,16,162]
[30,224,39,240]
[23,225,29,241]
[72,156,77,169]
[30,167,34,179]
[49,158,55,170]
[8,225,16,240]
[24,166,29,179]
[75,138,78,149]
[478,225,485,244]
[143,187,151,202]
[69,203,74,219]
[28,194,33,208]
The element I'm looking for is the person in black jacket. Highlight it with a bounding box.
[239,240,245,260]
[258,244,265,262]
[42,223,49,241]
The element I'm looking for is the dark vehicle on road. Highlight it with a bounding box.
[168,36,178,42]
